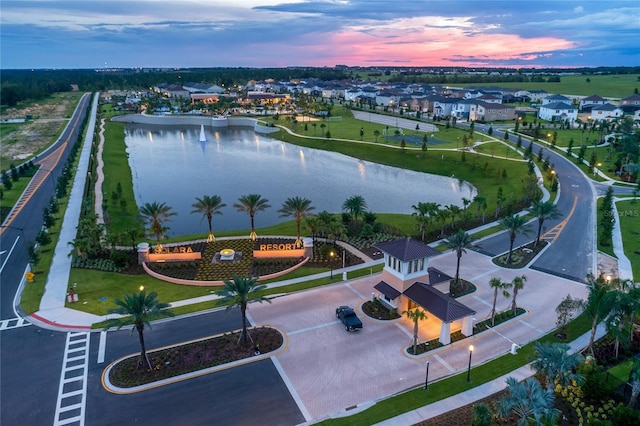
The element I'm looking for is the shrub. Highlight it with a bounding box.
[611,404,640,426]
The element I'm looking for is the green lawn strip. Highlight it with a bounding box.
[317,314,592,425]
[20,196,70,314]
[456,74,636,98]
[101,120,144,235]
[615,199,640,279]
[0,172,36,212]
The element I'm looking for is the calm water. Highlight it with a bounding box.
[124,125,474,236]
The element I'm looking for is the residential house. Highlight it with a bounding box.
[538,101,578,122]
[473,101,516,122]
[619,94,640,113]
[579,95,608,112]
[590,103,624,120]
[373,238,476,345]
[542,94,571,106]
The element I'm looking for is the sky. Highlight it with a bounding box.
[1,0,639,70]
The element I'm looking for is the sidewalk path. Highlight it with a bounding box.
[372,324,607,426]
[94,118,106,225]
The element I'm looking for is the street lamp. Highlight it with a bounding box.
[595,162,602,176]
[329,250,335,278]
[425,361,430,390]
[466,345,474,382]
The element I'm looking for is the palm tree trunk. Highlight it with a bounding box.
[413,321,418,355]
[536,220,543,246]
[507,234,515,263]
[511,288,518,316]
[137,325,153,370]
[295,219,301,247]
[491,290,498,326]
[240,303,249,344]
[455,253,462,285]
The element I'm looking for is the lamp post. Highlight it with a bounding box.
[329,250,335,278]
[466,345,474,382]
[424,361,430,390]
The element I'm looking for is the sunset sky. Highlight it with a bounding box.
[1,0,638,69]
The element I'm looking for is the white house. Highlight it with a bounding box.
[579,95,608,112]
[538,102,578,122]
[590,103,624,120]
[542,94,571,106]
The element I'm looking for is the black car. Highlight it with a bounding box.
[336,306,363,331]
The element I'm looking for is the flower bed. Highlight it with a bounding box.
[108,327,283,388]
[406,308,526,355]
[493,241,548,268]
[362,298,401,320]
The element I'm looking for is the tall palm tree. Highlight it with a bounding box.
[531,342,584,391]
[528,201,562,246]
[411,201,439,241]
[489,277,511,326]
[498,377,560,425]
[305,216,319,243]
[435,208,451,238]
[107,290,174,370]
[473,195,487,223]
[316,210,334,238]
[191,195,226,242]
[499,214,531,264]
[584,274,614,356]
[445,229,473,288]
[342,195,367,222]
[510,275,527,316]
[278,196,315,247]
[403,308,427,355]
[216,275,271,344]
[139,201,177,252]
[234,194,271,241]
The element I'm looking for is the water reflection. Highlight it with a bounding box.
[124,125,473,236]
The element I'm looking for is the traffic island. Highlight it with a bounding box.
[102,326,286,394]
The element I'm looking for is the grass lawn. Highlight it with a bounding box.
[317,314,593,425]
[457,74,638,98]
[597,197,616,259]
[615,199,640,279]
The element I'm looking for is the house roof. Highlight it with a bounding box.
[374,281,401,300]
[591,103,619,111]
[427,267,453,285]
[375,238,441,262]
[404,282,476,322]
[581,95,605,102]
[541,102,575,110]
[545,94,570,101]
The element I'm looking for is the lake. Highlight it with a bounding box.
[124,125,474,236]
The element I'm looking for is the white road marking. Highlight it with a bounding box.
[473,296,493,308]
[289,320,342,335]
[54,332,90,426]
[97,331,107,364]
[271,357,312,422]
[0,317,31,331]
[433,354,456,372]
[0,236,20,274]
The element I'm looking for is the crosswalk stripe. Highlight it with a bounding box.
[54,332,90,426]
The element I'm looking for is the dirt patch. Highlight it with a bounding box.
[0,94,80,165]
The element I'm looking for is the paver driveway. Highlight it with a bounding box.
[248,250,589,422]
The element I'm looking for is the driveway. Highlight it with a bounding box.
[247,250,589,422]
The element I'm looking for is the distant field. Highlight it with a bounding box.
[457,74,638,98]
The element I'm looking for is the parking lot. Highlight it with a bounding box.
[247,250,589,422]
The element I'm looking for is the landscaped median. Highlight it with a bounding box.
[102,326,287,394]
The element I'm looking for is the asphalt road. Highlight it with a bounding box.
[85,310,305,426]
[0,93,92,320]
[469,122,597,282]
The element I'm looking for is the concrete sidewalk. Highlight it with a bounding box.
[372,324,607,426]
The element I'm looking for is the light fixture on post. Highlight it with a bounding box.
[425,361,430,390]
[466,345,474,382]
[329,250,335,279]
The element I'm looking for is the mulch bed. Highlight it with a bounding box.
[493,240,548,268]
[109,327,282,388]
[362,299,401,320]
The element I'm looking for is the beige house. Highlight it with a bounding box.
[373,238,476,345]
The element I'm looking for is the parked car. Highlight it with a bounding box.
[336,306,363,331]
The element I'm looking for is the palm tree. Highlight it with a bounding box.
[528,201,562,246]
[498,377,560,425]
[191,195,226,242]
[445,229,473,288]
[584,274,614,356]
[139,201,177,252]
[510,275,527,316]
[327,221,346,246]
[473,195,487,223]
[499,214,530,264]
[107,290,174,370]
[489,277,511,326]
[278,196,315,247]
[411,201,439,240]
[403,308,427,355]
[435,208,451,238]
[531,342,584,391]
[234,194,271,241]
[629,359,640,407]
[342,195,367,222]
[216,275,271,344]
